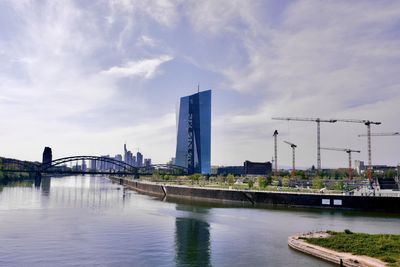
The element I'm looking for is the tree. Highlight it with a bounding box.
[227,174,234,186]
[282,176,290,187]
[257,176,266,188]
[297,170,306,180]
[217,175,225,184]
[312,176,324,189]
[248,179,254,189]
[335,180,344,191]
[190,173,201,184]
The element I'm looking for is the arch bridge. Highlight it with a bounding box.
[1,156,187,186]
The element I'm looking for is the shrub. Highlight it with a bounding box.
[227,174,234,186]
[344,229,353,234]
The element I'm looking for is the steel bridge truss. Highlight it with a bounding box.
[0,156,187,176]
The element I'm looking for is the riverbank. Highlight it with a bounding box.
[289,231,400,266]
[109,177,400,213]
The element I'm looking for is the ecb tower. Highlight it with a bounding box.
[175,90,211,174]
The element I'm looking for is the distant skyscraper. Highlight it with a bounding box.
[82,160,87,171]
[136,152,143,167]
[144,158,152,167]
[175,90,211,174]
[42,147,52,167]
[124,144,128,163]
[90,159,97,171]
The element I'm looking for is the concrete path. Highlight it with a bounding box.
[288,232,386,267]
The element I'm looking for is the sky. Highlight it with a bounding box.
[0,0,399,169]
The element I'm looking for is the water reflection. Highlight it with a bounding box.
[41,177,51,196]
[175,205,211,267]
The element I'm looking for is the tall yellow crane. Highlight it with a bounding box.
[333,119,381,183]
[283,140,297,177]
[320,147,361,180]
[271,117,337,173]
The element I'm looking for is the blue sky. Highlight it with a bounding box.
[0,0,399,169]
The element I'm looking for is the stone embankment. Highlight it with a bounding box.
[109,177,400,213]
[288,232,386,267]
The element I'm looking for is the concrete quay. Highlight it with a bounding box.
[109,177,400,213]
[288,232,386,267]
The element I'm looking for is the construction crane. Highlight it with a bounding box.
[358,131,399,185]
[284,141,297,177]
[334,119,381,183]
[320,147,361,180]
[358,132,399,137]
[273,130,278,176]
[271,117,337,173]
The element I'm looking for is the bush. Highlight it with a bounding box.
[227,174,234,186]
[344,229,353,234]
[282,176,290,187]
[312,176,324,189]
[248,180,254,189]
[257,176,266,188]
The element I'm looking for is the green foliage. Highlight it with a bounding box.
[305,230,400,266]
[248,179,254,189]
[282,176,290,187]
[312,176,324,189]
[190,174,202,184]
[227,174,234,186]
[335,180,344,191]
[296,170,307,179]
[217,175,225,184]
[257,176,266,188]
[344,229,353,234]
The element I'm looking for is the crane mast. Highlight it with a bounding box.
[334,119,381,185]
[273,130,278,176]
[320,147,361,180]
[272,117,337,173]
[284,141,297,177]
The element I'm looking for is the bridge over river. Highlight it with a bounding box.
[0,155,187,187]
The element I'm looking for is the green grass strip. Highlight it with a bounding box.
[303,230,400,266]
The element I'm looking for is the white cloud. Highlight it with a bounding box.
[101,55,173,79]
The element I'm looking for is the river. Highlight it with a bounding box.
[0,175,399,266]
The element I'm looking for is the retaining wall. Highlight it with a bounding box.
[110,177,400,213]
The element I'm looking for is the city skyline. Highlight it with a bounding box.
[0,1,399,168]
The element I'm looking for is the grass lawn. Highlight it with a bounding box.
[303,230,400,266]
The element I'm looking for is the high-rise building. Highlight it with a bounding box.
[90,159,97,171]
[144,158,152,167]
[82,160,87,172]
[175,90,211,174]
[42,147,52,167]
[136,152,143,167]
[355,160,365,175]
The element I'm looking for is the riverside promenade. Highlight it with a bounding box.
[109,177,400,213]
[288,232,385,267]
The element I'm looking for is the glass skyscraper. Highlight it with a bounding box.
[175,90,211,174]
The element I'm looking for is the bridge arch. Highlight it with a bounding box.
[39,156,138,173]
[39,156,188,175]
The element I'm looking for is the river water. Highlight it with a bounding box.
[0,175,399,267]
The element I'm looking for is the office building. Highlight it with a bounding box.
[42,147,52,167]
[244,161,272,176]
[175,90,211,174]
[90,159,97,171]
[144,158,152,167]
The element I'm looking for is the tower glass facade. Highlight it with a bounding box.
[175,90,211,174]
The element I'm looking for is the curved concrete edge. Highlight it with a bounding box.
[288,232,386,267]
